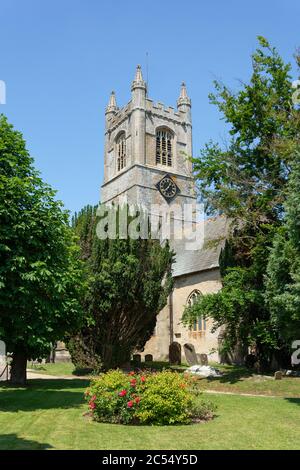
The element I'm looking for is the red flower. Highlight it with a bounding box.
[128,371,135,376]
[135,397,140,404]
[127,400,133,408]
[118,389,127,397]
[89,401,96,410]
[140,376,146,383]
[91,395,97,401]
[130,379,137,387]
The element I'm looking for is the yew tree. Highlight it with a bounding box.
[69,205,173,370]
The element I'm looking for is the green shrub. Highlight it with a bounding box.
[135,370,193,425]
[85,369,216,425]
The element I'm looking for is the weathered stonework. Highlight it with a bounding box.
[100,66,222,363]
[101,66,195,214]
[142,268,222,363]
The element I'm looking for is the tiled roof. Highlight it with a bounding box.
[171,216,228,278]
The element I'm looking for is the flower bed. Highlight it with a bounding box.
[84,369,216,425]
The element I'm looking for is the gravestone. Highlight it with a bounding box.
[198,353,208,366]
[145,354,153,362]
[274,370,283,380]
[169,342,181,365]
[184,343,198,366]
[132,354,141,364]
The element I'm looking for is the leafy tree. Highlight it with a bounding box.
[266,149,300,347]
[68,205,173,370]
[183,38,300,368]
[0,115,83,384]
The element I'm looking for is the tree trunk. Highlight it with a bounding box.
[10,351,27,385]
[102,343,131,370]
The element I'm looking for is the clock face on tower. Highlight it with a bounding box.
[156,174,180,203]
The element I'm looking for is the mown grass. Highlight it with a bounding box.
[28,361,300,398]
[0,378,300,450]
[27,362,92,377]
[198,363,300,397]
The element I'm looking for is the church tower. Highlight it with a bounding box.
[100,66,224,364]
[101,65,196,214]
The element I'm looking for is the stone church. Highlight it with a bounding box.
[100,65,227,363]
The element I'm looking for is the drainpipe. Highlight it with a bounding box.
[169,289,174,345]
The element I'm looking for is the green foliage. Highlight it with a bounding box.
[0,115,84,381]
[266,150,300,344]
[183,267,277,357]
[85,370,215,425]
[135,371,193,425]
[69,205,174,370]
[194,37,296,225]
[183,38,300,367]
[85,370,146,424]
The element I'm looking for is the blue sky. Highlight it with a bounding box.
[1,0,299,213]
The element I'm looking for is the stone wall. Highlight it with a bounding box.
[141,268,222,363]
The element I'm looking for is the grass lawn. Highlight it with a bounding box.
[27,362,81,377]
[0,378,300,450]
[28,361,300,398]
[199,364,300,398]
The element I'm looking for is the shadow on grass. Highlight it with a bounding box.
[204,365,254,385]
[0,379,90,412]
[72,367,94,376]
[284,397,300,407]
[0,433,53,450]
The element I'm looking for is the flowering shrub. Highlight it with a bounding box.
[84,369,216,425]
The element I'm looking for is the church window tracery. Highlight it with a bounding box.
[187,290,206,332]
[116,133,126,171]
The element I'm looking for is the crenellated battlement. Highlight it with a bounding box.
[146,99,187,122]
[103,65,192,188]
[106,98,188,133]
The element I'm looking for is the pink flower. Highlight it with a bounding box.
[89,401,96,410]
[91,395,97,401]
[130,379,137,387]
[118,389,127,397]
[128,371,135,376]
[127,400,133,408]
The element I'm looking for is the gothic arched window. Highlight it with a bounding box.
[187,290,206,332]
[156,129,172,166]
[116,133,126,171]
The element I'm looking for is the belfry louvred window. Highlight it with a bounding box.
[117,133,126,171]
[156,129,172,166]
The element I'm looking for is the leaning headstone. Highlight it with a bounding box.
[274,370,283,380]
[132,354,141,365]
[184,343,198,366]
[199,353,208,366]
[145,354,153,362]
[169,342,181,365]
